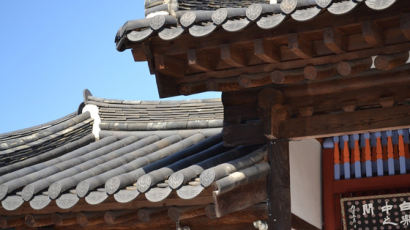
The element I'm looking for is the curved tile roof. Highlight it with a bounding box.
[84,90,224,131]
[0,90,268,214]
[0,112,93,167]
[116,0,399,51]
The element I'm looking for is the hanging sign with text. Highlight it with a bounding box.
[341,193,410,230]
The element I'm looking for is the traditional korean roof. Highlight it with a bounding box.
[0,112,93,168]
[116,0,398,51]
[0,90,268,222]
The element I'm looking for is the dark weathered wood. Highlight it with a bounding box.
[292,214,320,230]
[0,215,25,228]
[76,212,106,227]
[379,96,395,108]
[53,213,77,227]
[25,214,54,227]
[267,139,291,230]
[298,106,314,117]
[154,55,185,77]
[361,21,383,47]
[220,44,246,67]
[213,179,267,218]
[303,64,337,81]
[179,42,410,87]
[374,51,409,70]
[137,208,168,222]
[271,69,305,84]
[323,27,345,54]
[268,104,288,139]
[223,121,266,146]
[336,57,373,77]
[104,210,139,225]
[168,206,205,221]
[400,13,410,40]
[187,49,216,72]
[238,73,271,88]
[254,39,280,63]
[281,105,410,140]
[131,47,146,62]
[288,33,312,59]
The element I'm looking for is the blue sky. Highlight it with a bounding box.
[0,1,220,133]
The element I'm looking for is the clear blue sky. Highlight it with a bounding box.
[0,1,220,133]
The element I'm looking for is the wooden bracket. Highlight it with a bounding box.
[361,21,383,47]
[288,33,313,59]
[400,13,410,40]
[221,44,247,67]
[154,55,185,77]
[187,49,217,72]
[254,39,280,63]
[323,27,345,54]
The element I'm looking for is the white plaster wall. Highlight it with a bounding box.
[82,104,101,140]
[290,139,322,229]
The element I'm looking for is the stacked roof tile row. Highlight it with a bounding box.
[0,112,93,167]
[0,91,268,213]
[116,0,398,51]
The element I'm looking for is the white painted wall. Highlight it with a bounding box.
[290,139,322,229]
[82,104,101,140]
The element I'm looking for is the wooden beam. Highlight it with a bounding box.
[288,33,313,59]
[213,179,267,218]
[53,213,77,227]
[187,49,216,72]
[220,44,246,67]
[154,55,185,77]
[137,208,168,222]
[303,64,337,81]
[322,148,337,230]
[281,105,410,140]
[254,39,280,63]
[361,21,383,47]
[267,139,291,230]
[271,69,305,84]
[238,73,271,88]
[223,121,266,146]
[180,42,410,86]
[131,47,146,62]
[333,173,410,194]
[400,13,410,40]
[25,214,54,228]
[374,51,409,70]
[323,27,345,54]
[77,212,106,227]
[168,206,206,222]
[292,214,320,230]
[104,210,139,225]
[0,215,24,228]
[336,57,373,77]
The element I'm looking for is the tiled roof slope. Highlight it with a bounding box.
[116,0,398,51]
[0,112,94,167]
[85,91,224,131]
[0,91,268,214]
[177,0,270,11]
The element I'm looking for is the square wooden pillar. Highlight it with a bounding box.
[267,139,291,229]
